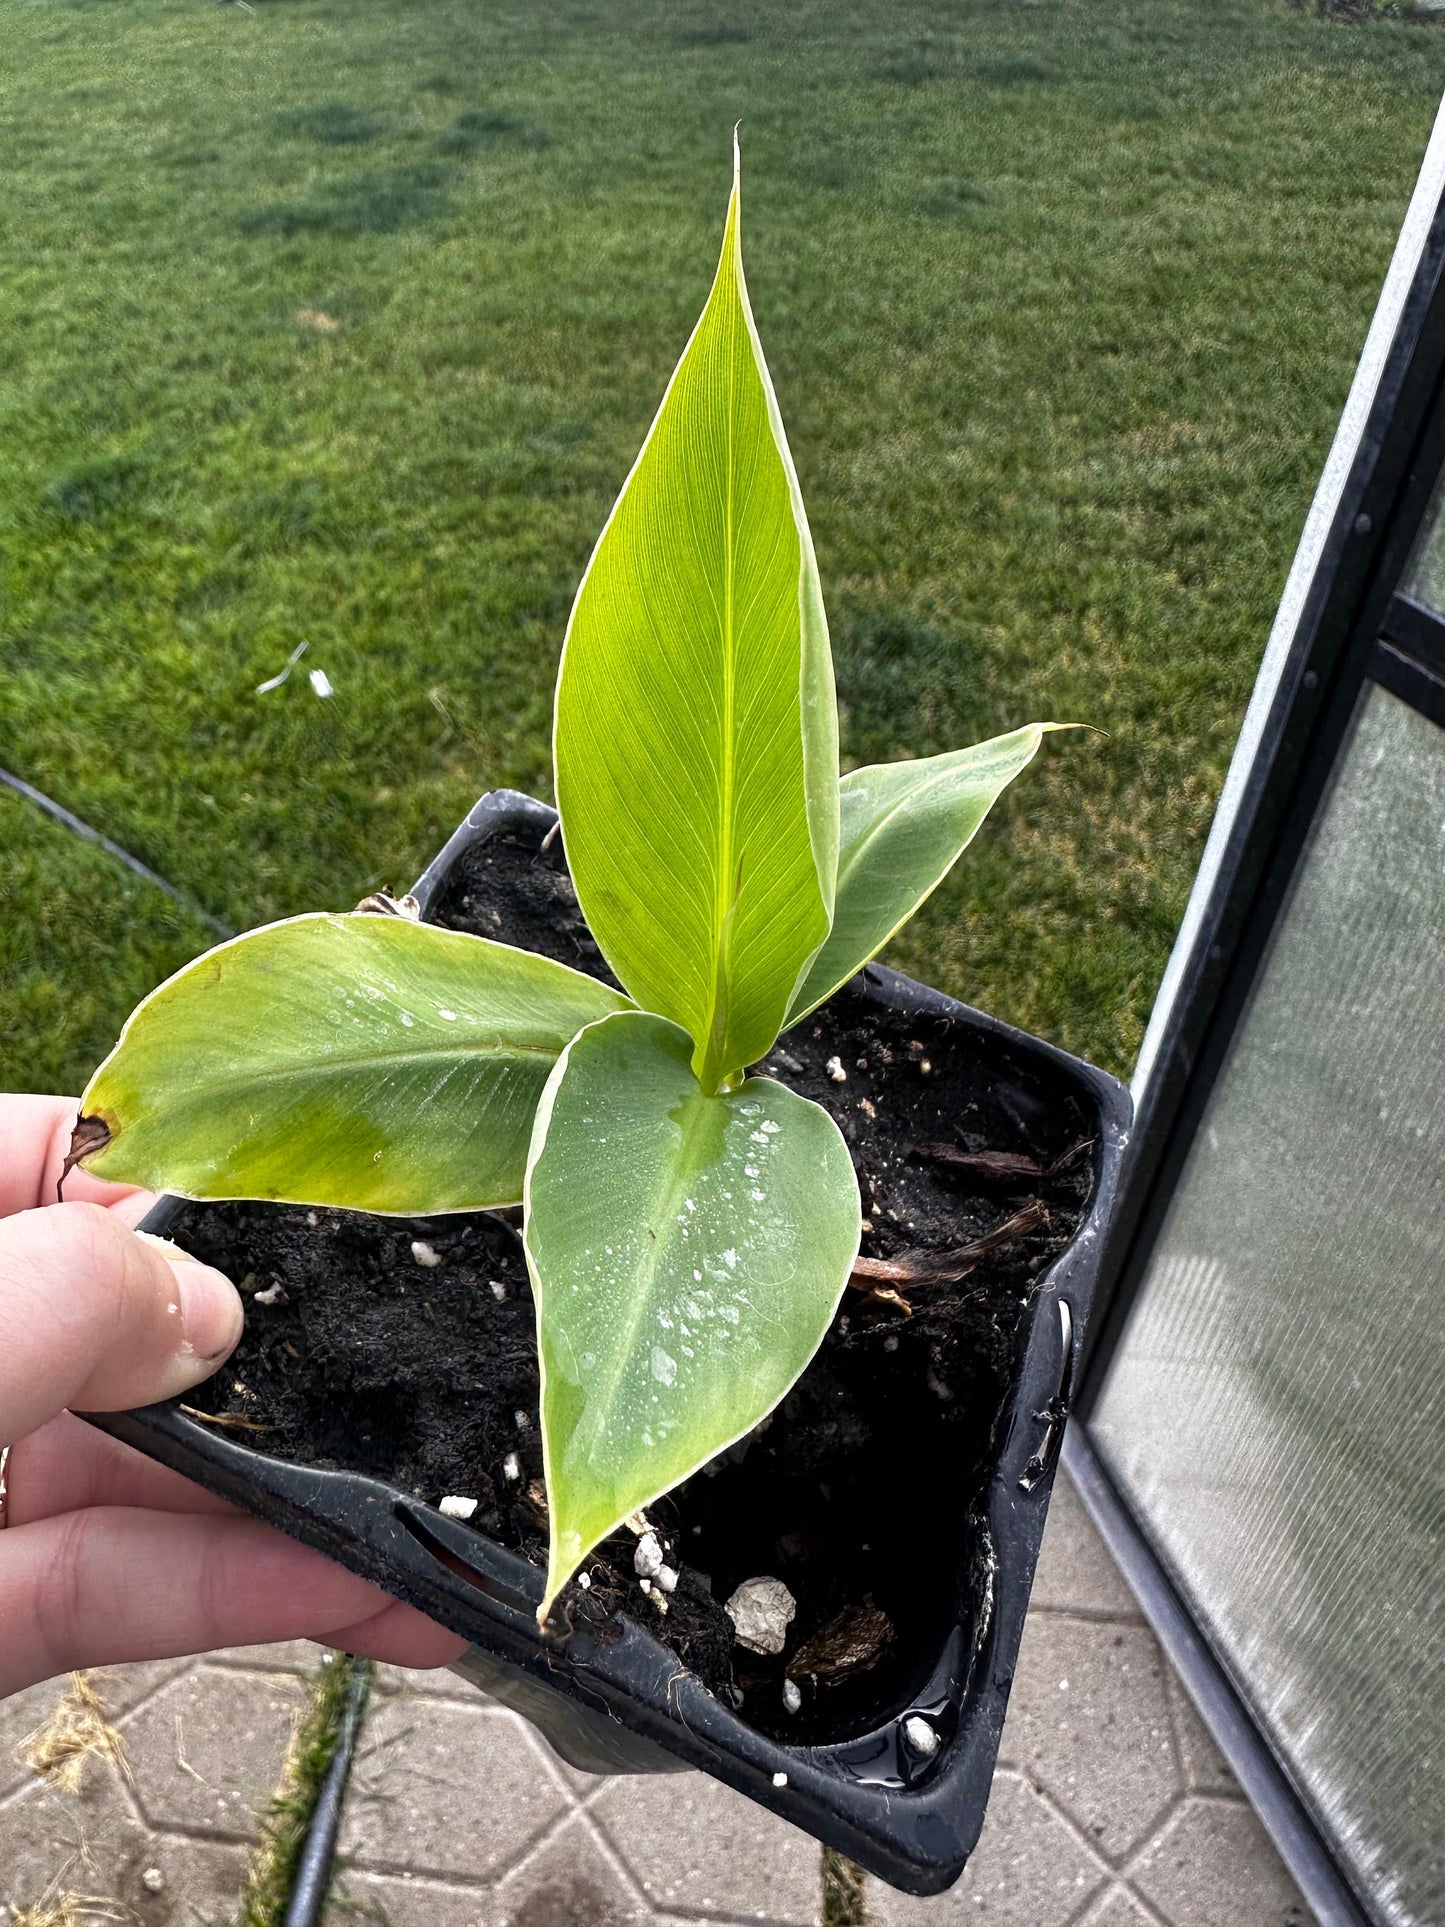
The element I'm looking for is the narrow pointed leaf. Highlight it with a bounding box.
[78,914,629,1211]
[524,1009,860,1617]
[786,724,1065,1025]
[554,141,838,1093]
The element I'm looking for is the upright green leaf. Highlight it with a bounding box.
[786,725,1066,1024]
[524,1008,860,1618]
[78,914,629,1212]
[554,139,838,1093]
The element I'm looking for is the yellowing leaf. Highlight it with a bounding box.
[524,1008,860,1617]
[79,914,629,1211]
[554,138,838,1093]
[787,725,1066,1024]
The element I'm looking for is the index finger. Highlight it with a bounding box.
[0,1094,151,1219]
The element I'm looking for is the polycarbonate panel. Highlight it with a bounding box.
[1092,682,1445,1927]
[1401,462,1445,614]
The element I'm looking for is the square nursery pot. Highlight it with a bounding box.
[84,789,1130,1897]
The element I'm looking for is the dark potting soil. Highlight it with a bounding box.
[176,817,1095,1746]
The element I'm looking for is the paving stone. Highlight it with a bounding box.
[0,1765,136,1909]
[122,1662,304,1838]
[1030,1475,1144,1621]
[1130,1798,1312,1927]
[325,1867,491,1927]
[112,1832,255,1926]
[1162,1675,1238,1798]
[205,1639,322,1676]
[1,1663,195,1807]
[863,1771,1104,1926]
[97,1657,195,1717]
[592,1770,820,1924]
[340,1697,571,1882]
[492,1809,650,1925]
[534,1741,611,1802]
[0,1755,255,1924]
[0,1475,1314,1927]
[999,1614,1179,1859]
[0,1676,72,1801]
[0,1685,253,1922]
[373,1661,480,1702]
[370,1672,608,1801]
[651,1918,771,1927]
[1073,1885,1159,1927]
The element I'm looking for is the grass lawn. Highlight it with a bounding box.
[2,0,1442,1094]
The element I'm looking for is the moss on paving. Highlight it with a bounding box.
[236,1653,371,1927]
[2,0,1443,1091]
[822,1849,870,1925]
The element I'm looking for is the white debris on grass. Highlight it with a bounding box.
[410,1240,441,1268]
[253,640,333,699]
[439,1495,477,1520]
[255,640,309,694]
[725,1576,796,1655]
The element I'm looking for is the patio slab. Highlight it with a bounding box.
[0,1660,285,1924]
[0,1472,1314,1927]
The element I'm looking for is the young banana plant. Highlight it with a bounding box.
[75,137,1065,1621]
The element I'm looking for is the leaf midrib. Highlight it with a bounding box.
[582,1079,715,1454]
[702,243,741,1089]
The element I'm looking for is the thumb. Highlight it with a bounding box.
[0,1203,242,1448]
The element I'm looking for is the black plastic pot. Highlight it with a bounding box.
[84,789,1130,1897]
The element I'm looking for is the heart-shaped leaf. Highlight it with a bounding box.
[554,138,838,1093]
[786,725,1066,1024]
[78,914,629,1212]
[524,1008,860,1617]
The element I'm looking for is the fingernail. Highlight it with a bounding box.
[170,1258,244,1364]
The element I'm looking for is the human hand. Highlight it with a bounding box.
[0,1094,466,1698]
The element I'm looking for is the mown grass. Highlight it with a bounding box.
[1,0,1442,1091]
[0,787,218,1094]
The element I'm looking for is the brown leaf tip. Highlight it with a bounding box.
[353,887,421,920]
[59,1114,113,1201]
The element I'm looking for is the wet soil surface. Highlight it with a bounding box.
[177,816,1095,1744]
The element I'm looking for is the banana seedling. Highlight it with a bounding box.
[74,138,1066,1620]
